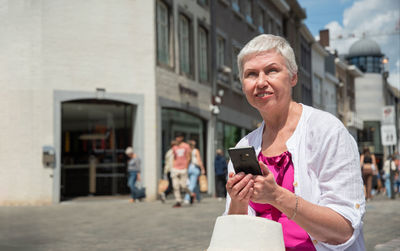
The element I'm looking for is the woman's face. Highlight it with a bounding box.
[241,50,297,113]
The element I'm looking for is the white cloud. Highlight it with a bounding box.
[324,0,400,89]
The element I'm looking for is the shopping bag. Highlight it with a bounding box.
[158,179,169,194]
[199,175,208,192]
[135,181,146,199]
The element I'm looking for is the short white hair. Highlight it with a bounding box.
[125,147,133,155]
[237,34,298,81]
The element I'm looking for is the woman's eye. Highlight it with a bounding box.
[246,72,257,77]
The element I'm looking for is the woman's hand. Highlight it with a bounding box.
[250,161,280,204]
[226,172,254,203]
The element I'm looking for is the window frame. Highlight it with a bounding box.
[178,12,194,78]
[156,0,174,69]
[198,24,210,83]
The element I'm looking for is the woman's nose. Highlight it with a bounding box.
[256,72,268,88]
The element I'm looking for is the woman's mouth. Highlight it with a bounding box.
[256,92,273,98]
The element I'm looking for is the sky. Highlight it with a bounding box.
[298,0,400,90]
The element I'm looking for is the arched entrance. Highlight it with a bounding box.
[161,108,207,171]
[61,99,136,200]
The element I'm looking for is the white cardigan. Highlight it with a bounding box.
[224,104,365,251]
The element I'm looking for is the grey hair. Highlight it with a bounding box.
[237,34,298,81]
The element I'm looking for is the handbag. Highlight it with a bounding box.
[135,181,146,199]
[199,174,208,192]
[158,179,169,194]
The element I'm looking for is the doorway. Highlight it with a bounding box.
[61,99,135,200]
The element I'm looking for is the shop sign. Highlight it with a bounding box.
[179,84,198,98]
[382,106,395,125]
[381,124,397,146]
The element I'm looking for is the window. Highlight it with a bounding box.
[312,74,323,107]
[179,14,191,75]
[156,1,171,66]
[257,9,264,33]
[232,0,240,13]
[244,1,253,24]
[232,47,241,80]
[197,0,208,6]
[198,26,208,82]
[217,36,225,68]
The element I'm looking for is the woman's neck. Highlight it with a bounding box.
[260,101,300,132]
[260,102,302,156]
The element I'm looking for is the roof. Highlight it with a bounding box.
[348,38,382,57]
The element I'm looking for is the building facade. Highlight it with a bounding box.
[1,0,318,205]
[1,0,156,204]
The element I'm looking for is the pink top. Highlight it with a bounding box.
[172,142,191,170]
[249,151,316,251]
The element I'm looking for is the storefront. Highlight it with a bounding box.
[215,120,251,156]
[60,100,135,199]
[53,91,145,203]
[161,108,207,172]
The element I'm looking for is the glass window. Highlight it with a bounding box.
[217,36,225,67]
[232,46,241,80]
[267,18,272,33]
[156,1,170,65]
[61,100,135,198]
[179,14,191,75]
[257,9,264,33]
[313,74,322,107]
[199,26,208,82]
[232,0,240,13]
[197,0,208,6]
[244,1,253,24]
[359,56,366,72]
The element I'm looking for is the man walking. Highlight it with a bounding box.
[214,149,227,201]
[171,132,191,208]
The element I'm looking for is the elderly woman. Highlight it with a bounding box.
[224,34,365,250]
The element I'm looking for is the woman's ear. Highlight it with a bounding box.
[290,73,298,87]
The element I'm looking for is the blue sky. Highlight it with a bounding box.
[298,0,400,89]
[298,0,354,37]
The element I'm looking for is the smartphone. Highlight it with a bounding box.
[228,146,262,175]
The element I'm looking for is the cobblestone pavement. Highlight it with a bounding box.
[0,193,399,251]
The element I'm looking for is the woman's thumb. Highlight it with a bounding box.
[259,161,270,176]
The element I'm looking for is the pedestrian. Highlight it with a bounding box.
[125,147,144,203]
[224,34,365,250]
[214,149,227,201]
[160,140,177,203]
[383,153,399,199]
[184,140,205,204]
[360,147,377,201]
[171,132,191,208]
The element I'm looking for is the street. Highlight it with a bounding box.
[1,193,399,251]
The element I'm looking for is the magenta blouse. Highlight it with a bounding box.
[249,151,316,251]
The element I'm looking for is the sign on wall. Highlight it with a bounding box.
[382,106,395,125]
[381,124,397,146]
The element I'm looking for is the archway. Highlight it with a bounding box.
[61,99,136,200]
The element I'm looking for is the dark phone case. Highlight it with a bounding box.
[228,146,262,175]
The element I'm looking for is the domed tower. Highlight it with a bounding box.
[346,38,384,73]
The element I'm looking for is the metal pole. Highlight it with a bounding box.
[207,0,217,197]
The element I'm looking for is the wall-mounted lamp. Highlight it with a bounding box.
[96,88,106,100]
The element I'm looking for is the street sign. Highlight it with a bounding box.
[381,124,397,146]
[382,106,395,125]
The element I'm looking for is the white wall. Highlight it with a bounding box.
[355,73,385,121]
[0,0,156,205]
